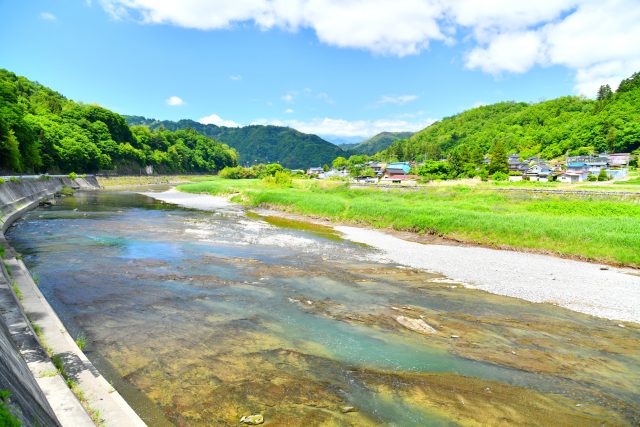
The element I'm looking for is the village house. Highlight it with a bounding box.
[381,174,419,185]
[307,167,324,176]
[384,162,412,176]
[558,171,590,183]
[525,162,553,181]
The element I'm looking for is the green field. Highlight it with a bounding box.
[178,178,640,267]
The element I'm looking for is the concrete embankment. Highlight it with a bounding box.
[0,176,146,426]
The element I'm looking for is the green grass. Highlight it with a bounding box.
[11,281,22,301]
[178,177,640,267]
[75,334,87,351]
[0,247,4,258]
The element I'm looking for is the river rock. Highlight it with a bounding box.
[240,414,264,425]
[341,406,358,413]
[395,316,437,334]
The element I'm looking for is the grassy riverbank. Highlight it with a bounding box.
[178,178,640,267]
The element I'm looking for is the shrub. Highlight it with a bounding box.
[68,172,77,180]
[491,171,509,181]
[0,178,4,185]
[218,166,257,179]
[597,168,609,181]
[587,174,598,182]
[262,170,292,187]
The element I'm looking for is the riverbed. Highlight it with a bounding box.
[6,190,640,426]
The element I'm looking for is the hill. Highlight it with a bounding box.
[347,131,414,155]
[381,72,640,165]
[0,69,237,174]
[125,116,347,169]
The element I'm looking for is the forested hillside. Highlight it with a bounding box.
[382,72,640,162]
[126,116,347,169]
[0,69,237,174]
[346,131,414,155]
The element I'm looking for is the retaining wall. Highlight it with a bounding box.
[0,177,99,426]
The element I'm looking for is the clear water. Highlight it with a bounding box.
[6,190,640,426]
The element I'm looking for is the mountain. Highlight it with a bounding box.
[346,131,414,155]
[125,116,347,169]
[381,72,640,163]
[0,69,237,174]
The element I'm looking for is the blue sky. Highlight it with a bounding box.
[1,0,639,142]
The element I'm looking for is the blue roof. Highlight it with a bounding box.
[568,162,586,167]
[387,163,411,173]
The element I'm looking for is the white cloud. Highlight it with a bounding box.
[462,0,640,95]
[281,93,294,102]
[377,95,419,105]
[40,12,57,21]
[251,116,434,138]
[100,0,640,96]
[285,108,294,114]
[230,75,242,81]
[466,31,543,74]
[166,95,185,106]
[198,113,241,127]
[316,92,334,104]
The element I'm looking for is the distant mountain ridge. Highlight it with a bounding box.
[344,131,414,155]
[125,116,347,169]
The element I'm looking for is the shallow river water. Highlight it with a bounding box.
[6,190,640,426]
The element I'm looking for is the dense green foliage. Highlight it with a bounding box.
[179,178,640,267]
[382,72,640,164]
[218,163,286,179]
[343,131,414,155]
[0,390,20,427]
[0,69,237,173]
[125,116,346,169]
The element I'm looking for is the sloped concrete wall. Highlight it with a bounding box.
[0,176,99,426]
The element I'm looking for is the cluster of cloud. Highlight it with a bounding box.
[101,0,640,96]
[166,95,185,106]
[199,113,241,127]
[377,95,419,106]
[280,88,334,104]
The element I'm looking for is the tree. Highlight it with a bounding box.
[488,140,508,175]
[597,168,609,181]
[323,163,330,172]
[332,156,348,170]
[597,84,613,101]
[264,163,284,177]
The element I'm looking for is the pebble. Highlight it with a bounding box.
[341,406,358,413]
[240,414,264,425]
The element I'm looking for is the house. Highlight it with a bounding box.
[608,153,631,167]
[558,171,589,183]
[381,174,419,184]
[384,162,411,176]
[367,161,386,177]
[566,161,589,173]
[525,163,553,181]
[307,167,324,176]
[319,169,348,179]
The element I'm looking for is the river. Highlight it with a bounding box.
[6,189,640,426]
